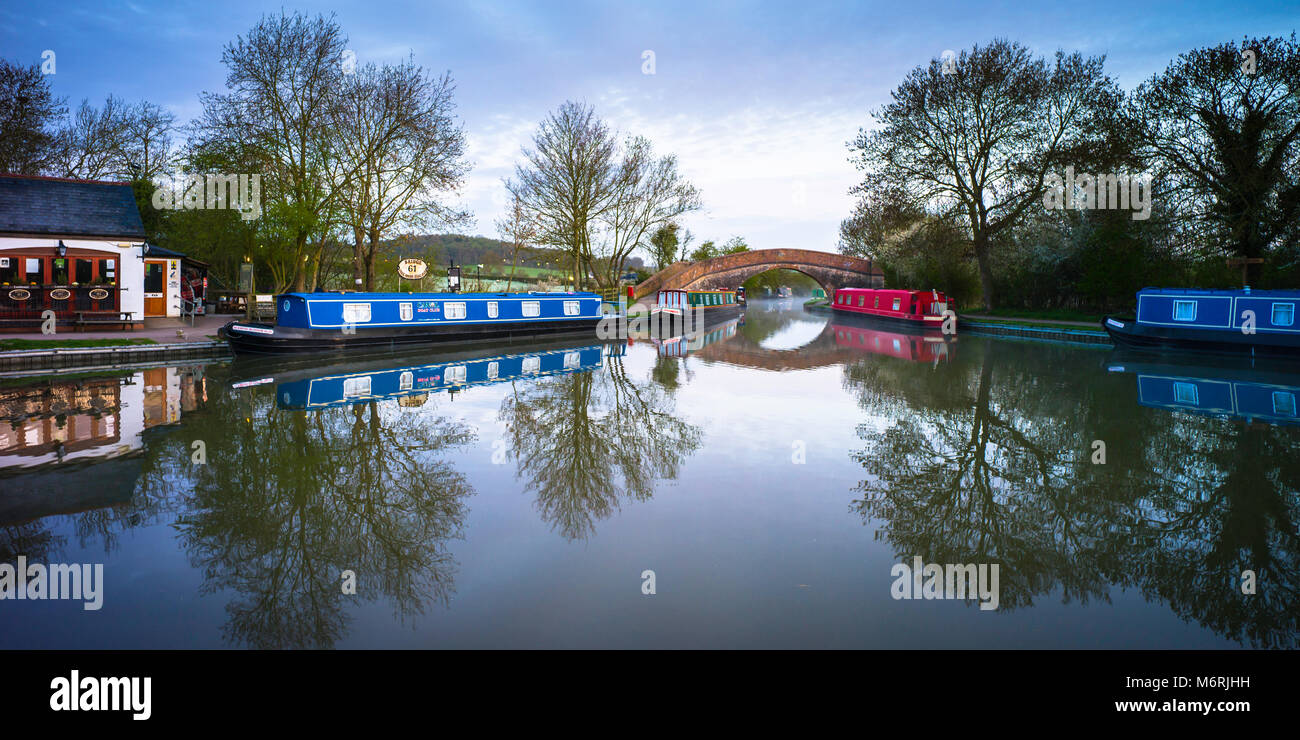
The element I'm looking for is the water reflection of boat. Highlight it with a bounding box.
[654,318,740,357]
[831,317,956,364]
[1106,350,1300,425]
[251,340,610,410]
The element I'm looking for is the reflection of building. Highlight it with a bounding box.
[0,366,208,469]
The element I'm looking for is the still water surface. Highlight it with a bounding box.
[1,300,1297,648]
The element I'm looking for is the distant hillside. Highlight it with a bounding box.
[378,234,643,272]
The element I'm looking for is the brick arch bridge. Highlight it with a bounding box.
[633,249,882,301]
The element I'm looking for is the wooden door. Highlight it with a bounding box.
[144,260,166,316]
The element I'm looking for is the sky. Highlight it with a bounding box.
[2,0,1295,257]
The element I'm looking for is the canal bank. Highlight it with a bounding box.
[803,301,1112,345]
[0,314,233,374]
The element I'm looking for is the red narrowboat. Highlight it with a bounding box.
[831,288,955,331]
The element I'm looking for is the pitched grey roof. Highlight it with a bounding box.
[0,174,146,240]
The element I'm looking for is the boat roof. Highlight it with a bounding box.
[282,290,601,300]
[837,287,944,295]
[1138,287,1300,298]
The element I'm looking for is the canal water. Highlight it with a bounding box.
[1,299,1297,648]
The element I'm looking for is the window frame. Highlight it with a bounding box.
[1172,300,1198,322]
[521,300,541,318]
[1271,302,1295,327]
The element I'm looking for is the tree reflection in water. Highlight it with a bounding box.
[141,386,475,648]
[500,350,702,541]
[845,340,1300,646]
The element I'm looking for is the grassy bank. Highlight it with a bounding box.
[0,337,158,351]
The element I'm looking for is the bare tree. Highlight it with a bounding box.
[594,136,701,288]
[508,101,619,290]
[495,187,539,291]
[52,96,130,179]
[122,101,176,181]
[0,58,66,174]
[848,40,1119,308]
[194,11,347,292]
[333,58,470,290]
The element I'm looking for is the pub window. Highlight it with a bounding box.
[1271,303,1294,327]
[445,302,467,320]
[487,301,499,318]
[52,258,69,284]
[1172,300,1197,322]
[25,257,43,284]
[74,259,93,284]
[0,257,18,284]
[522,301,541,317]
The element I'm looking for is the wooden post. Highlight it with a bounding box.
[1226,257,1264,287]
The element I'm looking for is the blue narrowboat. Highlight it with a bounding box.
[1103,287,1300,356]
[220,291,604,355]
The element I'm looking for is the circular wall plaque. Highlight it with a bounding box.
[89,288,110,300]
[49,288,71,300]
[8,288,30,301]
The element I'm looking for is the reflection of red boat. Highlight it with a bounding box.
[832,288,954,330]
[831,321,955,363]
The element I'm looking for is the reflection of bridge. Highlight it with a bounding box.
[633,249,883,301]
[689,316,956,371]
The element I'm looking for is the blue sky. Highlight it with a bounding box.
[2,1,1295,253]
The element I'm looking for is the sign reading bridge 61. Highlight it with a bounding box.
[398,259,428,280]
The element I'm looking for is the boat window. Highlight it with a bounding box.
[1173,381,1199,405]
[343,376,372,398]
[1271,302,1294,327]
[522,356,541,373]
[445,302,467,319]
[446,365,467,384]
[563,300,580,315]
[342,302,371,323]
[892,298,902,311]
[564,352,580,369]
[522,301,541,317]
[1172,300,1197,322]
[399,371,413,390]
[488,301,499,318]
[874,297,879,308]
[400,302,413,321]
[858,296,865,307]
[488,361,499,380]
[1273,391,1296,417]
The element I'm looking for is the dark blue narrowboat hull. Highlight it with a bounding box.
[220,316,601,355]
[1102,316,1300,356]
